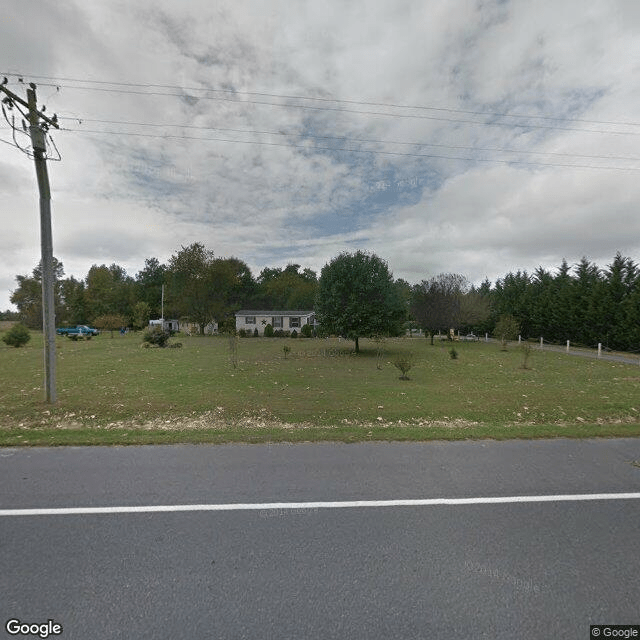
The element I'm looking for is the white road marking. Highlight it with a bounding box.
[1,493,639,516]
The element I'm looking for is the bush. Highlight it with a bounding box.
[449,347,458,360]
[290,330,298,339]
[301,324,312,338]
[392,352,415,380]
[253,328,259,338]
[2,323,31,348]
[264,323,274,338]
[238,329,247,338]
[142,326,171,348]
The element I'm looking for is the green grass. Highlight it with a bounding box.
[1,331,639,445]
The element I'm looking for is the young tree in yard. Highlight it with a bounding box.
[94,314,127,338]
[493,314,520,349]
[2,323,31,348]
[315,251,406,353]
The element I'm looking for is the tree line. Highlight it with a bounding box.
[4,245,639,352]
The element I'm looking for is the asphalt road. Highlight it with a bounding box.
[1,439,639,639]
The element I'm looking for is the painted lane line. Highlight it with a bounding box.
[1,493,640,516]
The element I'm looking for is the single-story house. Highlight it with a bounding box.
[235,310,315,335]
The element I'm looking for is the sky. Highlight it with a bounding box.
[1,0,639,311]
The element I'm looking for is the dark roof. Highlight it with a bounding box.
[235,310,314,316]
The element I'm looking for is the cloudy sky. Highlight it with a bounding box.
[1,0,639,310]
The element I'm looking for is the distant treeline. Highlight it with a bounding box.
[4,245,639,352]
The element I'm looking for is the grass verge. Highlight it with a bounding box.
[1,331,639,446]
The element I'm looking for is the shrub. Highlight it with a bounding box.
[2,323,31,348]
[253,328,259,338]
[392,352,415,380]
[143,326,171,348]
[238,329,247,338]
[449,347,458,360]
[301,324,312,338]
[264,323,274,337]
[291,329,298,339]
[274,329,284,338]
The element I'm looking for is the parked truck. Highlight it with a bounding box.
[56,325,99,339]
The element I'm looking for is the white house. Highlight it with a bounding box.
[235,310,315,335]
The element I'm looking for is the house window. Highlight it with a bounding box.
[272,316,283,328]
[245,316,256,324]
[289,317,300,328]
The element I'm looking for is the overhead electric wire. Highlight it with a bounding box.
[3,71,639,127]
[36,82,639,136]
[59,125,640,171]
[57,115,640,163]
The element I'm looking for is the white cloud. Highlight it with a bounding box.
[1,0,639,310]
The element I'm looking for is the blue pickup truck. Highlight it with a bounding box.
[56,325,99,338]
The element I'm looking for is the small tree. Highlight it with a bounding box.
[493,315,520,350]
[393,352,415,380]
[264,323,274,337]
[521,343,533,369]
[301,323,312,338]
[2,323,31,348]
[94,314,127,338]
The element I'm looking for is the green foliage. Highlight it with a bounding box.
[263,323,274,337]
[2,323,31,348]
[493,314,520,349]
[238,329,247,338]
[392,351,415,380]
[449,347,458,360]
[142,326,171,348]
[94,314,127,337]
[301,323,312,338]
[290,329,298,339]
[315,250,406,353]
[132,301,152,331]
[283,344,291,359]
[253,328,259,338]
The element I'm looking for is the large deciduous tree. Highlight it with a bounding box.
[166,243,217,334]
[11,258,65,329]
[315,251,405,353]
[410,273,470,344]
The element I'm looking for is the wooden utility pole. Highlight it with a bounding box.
[1,80,59,403]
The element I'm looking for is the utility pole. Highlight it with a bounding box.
[1,80,59,403]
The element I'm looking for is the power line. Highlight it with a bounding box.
[57,116,640,163]
[4,71,639,127]
[20,80,637,136]
[59,126,640,171]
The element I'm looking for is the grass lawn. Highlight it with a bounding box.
[1,331,639,445]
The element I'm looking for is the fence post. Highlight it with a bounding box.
[540,337,543,350]
[597,343,602,358]
[518,335,521,344]
[566,340,570,353]
[485,333,488,342]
